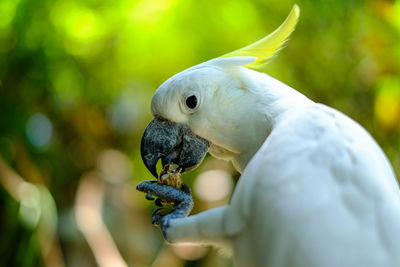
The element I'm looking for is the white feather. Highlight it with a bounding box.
[150,36,400,267]
[229,103,400,266]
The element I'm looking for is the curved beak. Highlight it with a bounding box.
[141,117,210,178]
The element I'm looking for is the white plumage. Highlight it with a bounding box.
[147,6,400,267]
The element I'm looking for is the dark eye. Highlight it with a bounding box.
[185,95,198,109]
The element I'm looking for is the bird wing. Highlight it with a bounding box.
[228,104,400,266]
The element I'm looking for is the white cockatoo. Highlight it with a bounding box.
[137,5,400,267]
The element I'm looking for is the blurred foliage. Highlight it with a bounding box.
[0,0,400,266]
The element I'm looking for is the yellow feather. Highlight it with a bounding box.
[220,4,300,69]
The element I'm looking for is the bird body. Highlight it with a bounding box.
[230,101,400,266]
[138,5,400,266]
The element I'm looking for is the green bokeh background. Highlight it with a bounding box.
[1,0,400,266]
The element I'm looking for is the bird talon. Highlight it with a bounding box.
[180,184,192,196]
[145,193,155,200]
[155,197,164,207]
[152,208,165,225]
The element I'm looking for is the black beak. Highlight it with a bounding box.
[141,117,210,178]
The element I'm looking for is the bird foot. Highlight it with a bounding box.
[136,180,193,239]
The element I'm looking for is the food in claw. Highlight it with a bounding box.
[158,163,182,189]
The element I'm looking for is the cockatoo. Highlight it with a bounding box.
[137,5,400,267]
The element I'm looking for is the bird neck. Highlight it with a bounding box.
[228,70,313,173]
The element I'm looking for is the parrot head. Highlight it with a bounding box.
[141,5,300,177]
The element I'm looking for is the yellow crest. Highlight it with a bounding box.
[220,5,300,69]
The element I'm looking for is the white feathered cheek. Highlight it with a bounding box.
[180,91,202,114]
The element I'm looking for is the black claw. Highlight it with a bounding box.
[145,193,155,200]
[180,184,191,196]
[155,198,164,207]
[152,208,165,225]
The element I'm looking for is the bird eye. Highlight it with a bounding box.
[185,95,198,109]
